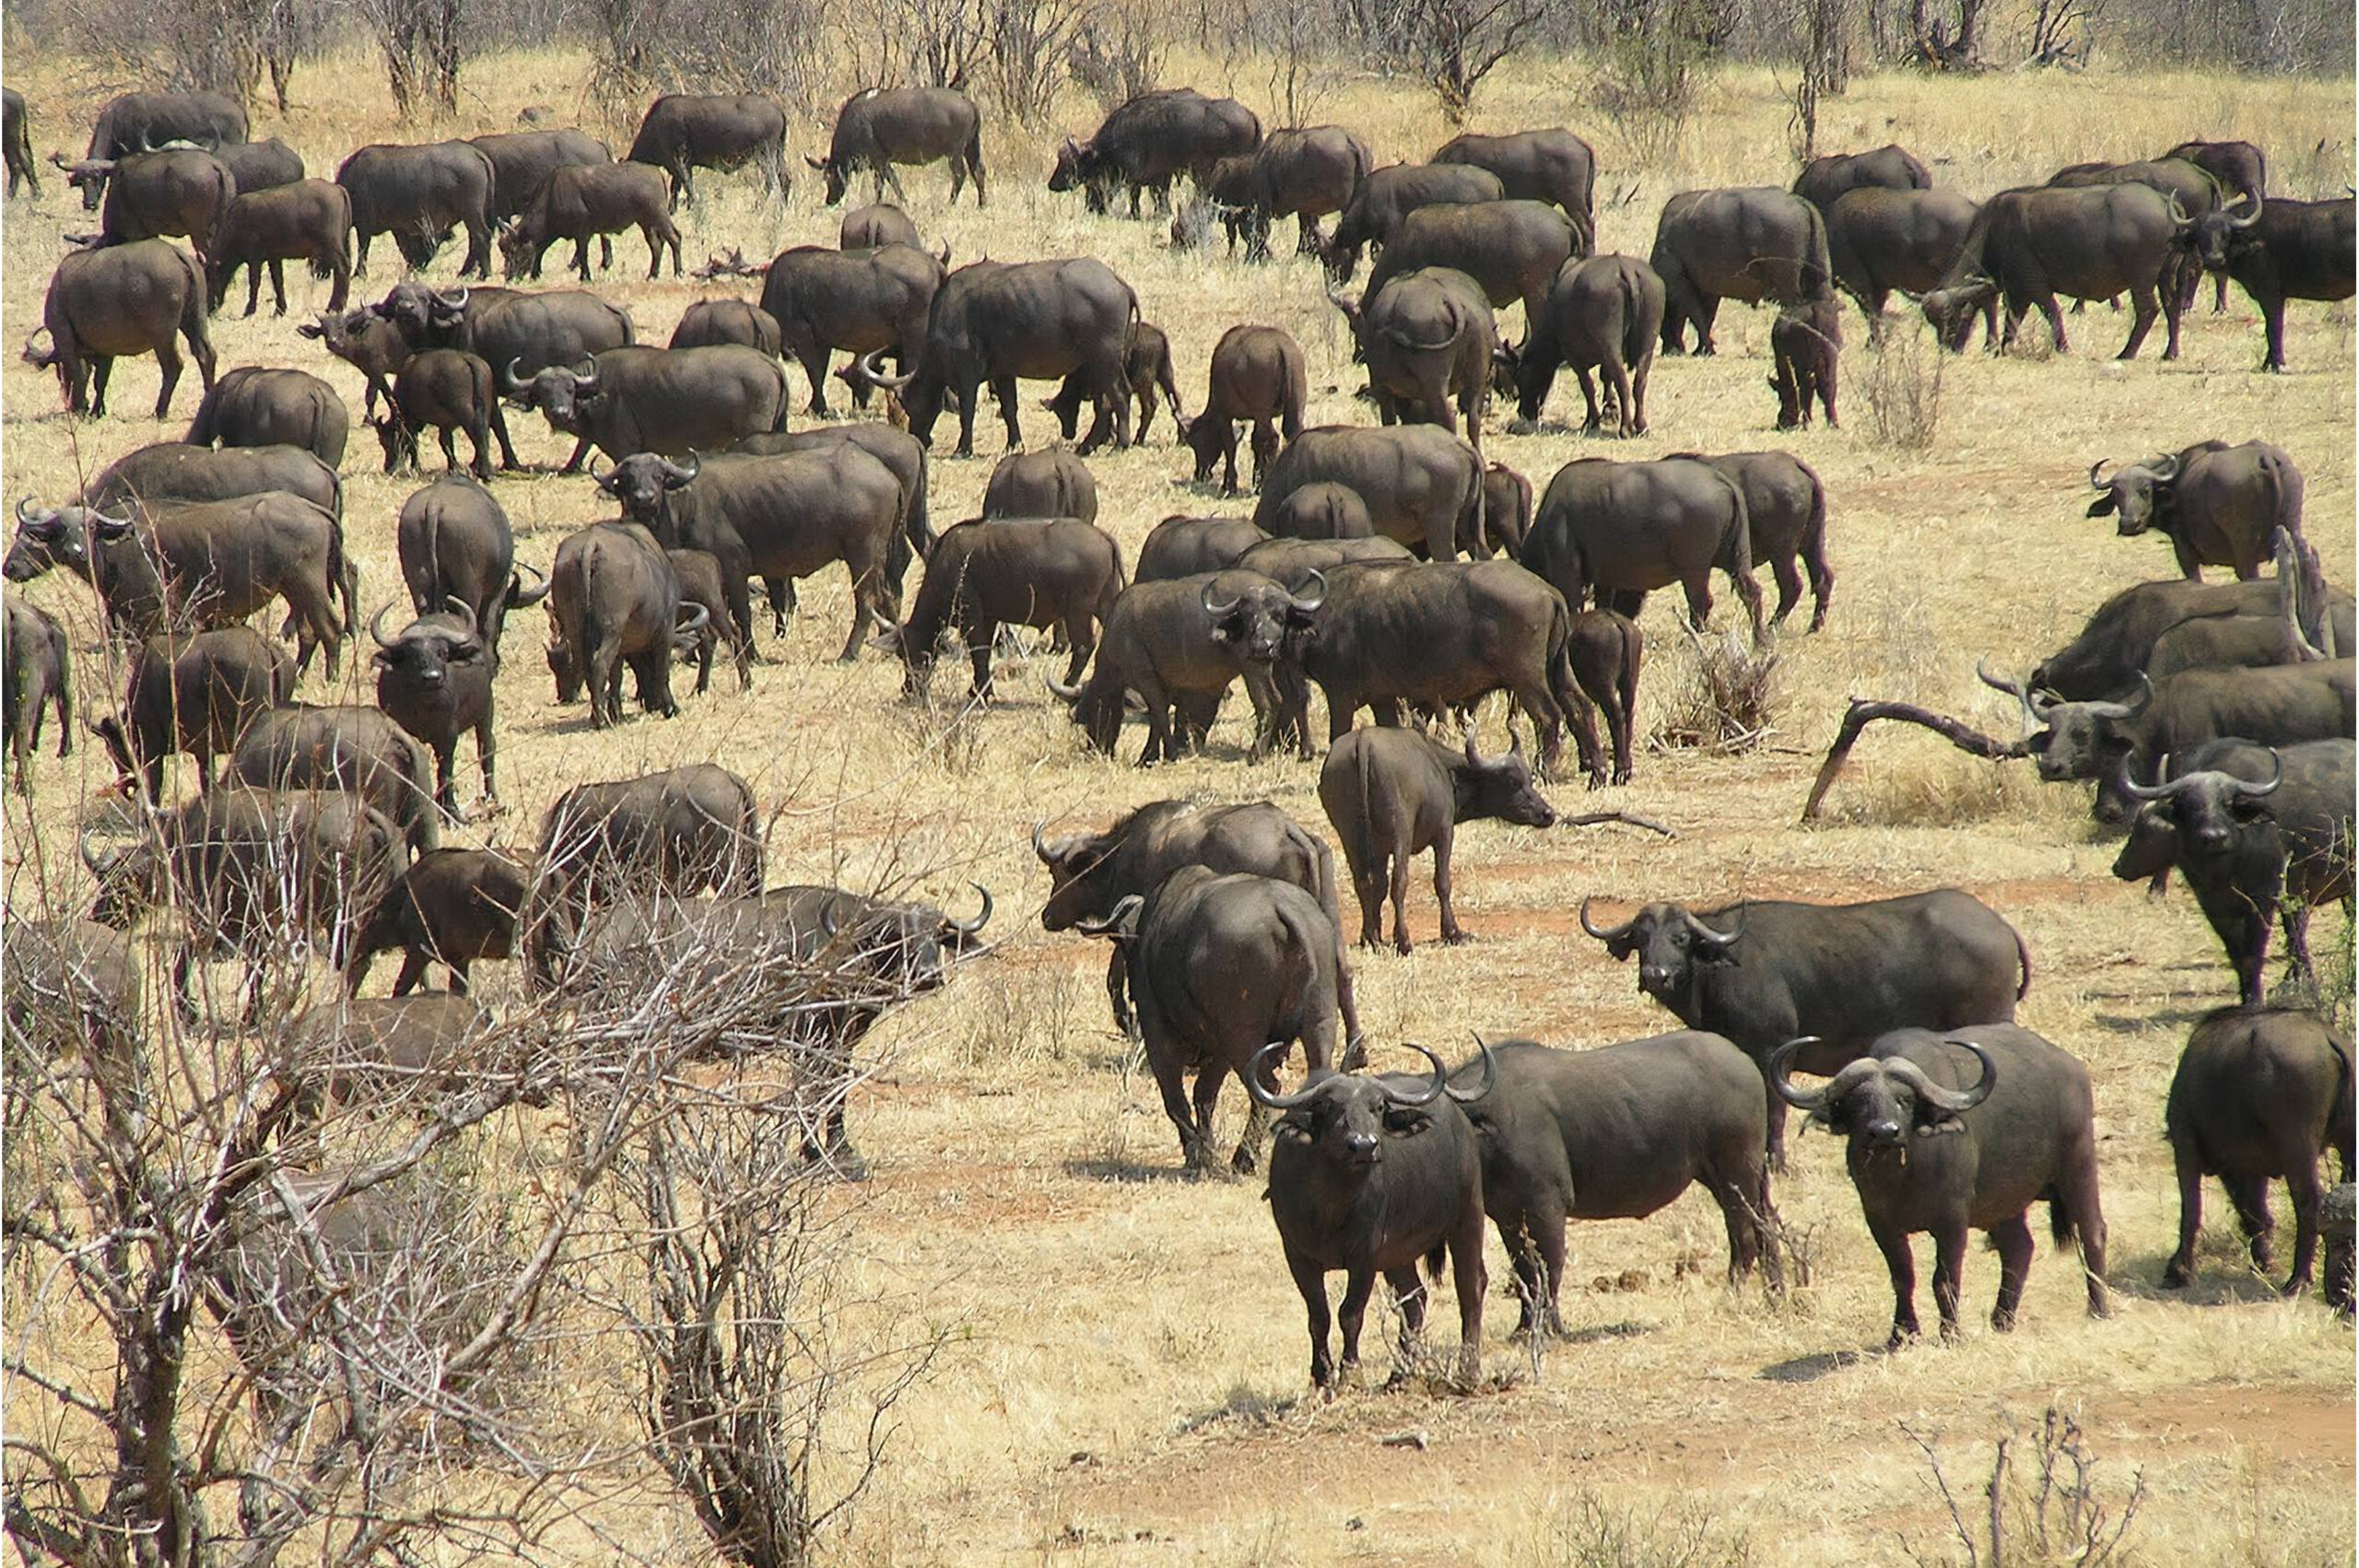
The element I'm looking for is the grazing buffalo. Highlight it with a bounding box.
[370,599,497,817]
[467,128,610,223]
[2087,440,2303,580]
[1522,456,1766,643]
[1206,125,1372,261]
[214,137,304,196]
[627,93,788,208]
[1332,266,1496,448]
[665,546,746,695]
[3,918,140,1073]
[1133,516,1270,582]
[2164,1006,2353,1295]
[1252,425,1483,562]
[593,445,904,661]
[229,703,439,855]
[667,298,781,355]
[1650,187,1834,356]
[541,521,698,728]
[1251,1041,1494,1387]
[810,87,984,206]
[79,441,339,518]
[1045,320,1183,446]
[1320,730,1556,954]
[1825,188,1984,337]
[346,847,530,996]
[1768,297,1840,428]
[846,257,1138,457]
[6,494,351,676]
[334,141,498,276]
[1050,570,1322,763]
[981,451,1096,524]
[397,474,534,658]
[2032,575,2355,699]
[25,238,216,418]
[86,787,404,1022]
[90,627,290,802]
[1565,607,1642,786]
[1457,1033,1778,1335]
[1791,143,1931,216]
[1185,324,1306,494]
[840,202,921,250]
[1771,1027,2108,1345]
[877,517,1122,702]
[1920,183,2191,358]
[500,161,680,282]
[184,367,347,467]
[1050,88,1261,216]
[2187,195,2355,371]
[1504,253,1663,437]
[503,345,789,472]
[732,423,935,603]
[1362,200,1579,328]
[369,281,636,387]
[374,349,517,478]
[1579,890,2031,1167]
[288,995,509,1113]
[759,241,945,415]
[2143,556,2325,681]
[1266,483,1372,542]
[2112,739,2355,1005]
[1429,128,1596,247]
[79,90,246,170]
[81,146,234,255]
[3,596,71,790]
[1033,799,1361,1045]
[4,88,36,199]
[1319,162,1504,284]
[1692,450,1833,632]
[1075,866,1353,1174]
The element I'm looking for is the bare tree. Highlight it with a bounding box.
[1338,0,1545,123]
[351,0,464,117]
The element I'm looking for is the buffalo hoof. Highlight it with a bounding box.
[1441,930,1473,947]
[2160,1261,2191,1288]
[1506,417,1536,437]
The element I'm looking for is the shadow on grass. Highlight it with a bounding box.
[1758,1348,1866,1383]
[1176,1381,1301,1434]
[1062,1153,1204,1185]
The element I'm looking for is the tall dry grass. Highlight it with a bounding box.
[3,41,2354,1568]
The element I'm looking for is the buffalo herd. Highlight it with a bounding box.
[3,76,2353,1409]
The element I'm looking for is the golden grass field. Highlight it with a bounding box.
[3,41,2355,1567]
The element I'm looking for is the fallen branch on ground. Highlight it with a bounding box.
[1558,810,1677,837]
[1800,698,2029,822]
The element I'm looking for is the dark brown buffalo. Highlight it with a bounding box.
[288,995,507,1112]
[1250,1041,1493,1387]
[1503,252,1663,437]
[77,90,246,170]
[981,450,1096,524]
[397,474,535,658]
[1581,890,2031,1168]
[541,521,697,727]
[370,599,496,816]
[733,423,934,613]
[345,847,530,996]
[1251,425,1483,562]
[499,161,680,282]
[1133,516,1269,582]
[1791,143,1931,215]
[4,88,37,200]
[2159,136,2269,310]
[1522,456,1766,642]
[229,702,438,854]
[79,440,340,518]
[1429,128,1597,248]
[839,202,921,250]
[1457,1033,1777,1336]
[503,345,790,472]
[1266,483,1372,542]
[2164,1005,2353,1295]
[877,517,1122,701]
[1771,1027,2108,1346]
[1319,162,1504,284]
[2087,439,2303,581]
[3,918,139,1072]
[1320,730,1555,953]
[1050,88,1261,216]
[2032,575,2356,699]
[1768,297,1840,428]
[1650,187,1834,356]
[3,595,70,790]
[77,146,234,255]
[468,128,610,223]
[1479,462,1530,559]
[1184,324,1305,494]
[1920,183,2192,358]
[1045,320,1183,446]
[184,367,348,467]
[214,137,303,195]
[758,241,944,415]
[1565,606,1641,787]
[846,256,1139,457]
[373,348,517,478]
[1687,451,1833,633]
[1824,187,1983,337]
[334,141,498,277]
[810,87,983,206]
[91,626,290,802]
[626,93,787,208]
[1205,125,1372,261]
[2187,195,2354,371]
[667,298,781,355]
[369,280,636,389]
[298,307,409,416]
[24,238,215,417]
[1332,265,1496,449]
[666,547,749,694]
[1361,199,1579,329]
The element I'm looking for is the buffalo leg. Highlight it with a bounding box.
[764,578,792,637]
[1382,1264,1427,1386]
[558,435,594,475]
[1191,1061,1233,1168]
[391,949,430,997]
[952,383,979,458]
[1449,1216,1485,1386]
[967,623,996,702]
[448,958,471,996]
[2228,1172,2276,1277]
[840,554,888,663]
[1288,1250,1336,1387]
[2280,902,2315,984]
[1333,1266,1377,1382]
[1988,1213,2034,1331]
[474,715,497,811]
[151,341,184,420]
[1387,830,1414,955]
[2036,293,2070,354]
[1250,418,1279,493]
[2118,285,2160,360]
[1057,616,1092,694]
[632,649,677,718]
[1679,573,1716,633]
[1930,1223,1969,1340]
[2164,1141,2205,1287]
[1349,849,1387,952]
[1153,1059,1212,1171]
[1872,1223,1919,1347]
[2282,1156,2325,1296]
[2260,298,2288,371]
[1434,826,1469,945]
[1509,1207,1567,1337]
[1766,554,1805,629]
[990,374,1025,452]
[1104,948,1134,1037]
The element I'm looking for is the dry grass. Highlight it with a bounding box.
[4,41,2355,1568]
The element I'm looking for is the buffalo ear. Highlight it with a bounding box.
[1910,1094,1957,1130]
[2085,494,2118,518]
[1275,1115,1316,1144]
[1381,1106,1432,1137]
[2229,796,2273,824]
[1696,943,1739,969]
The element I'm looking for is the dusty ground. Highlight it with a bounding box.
[2,44,2353,1568]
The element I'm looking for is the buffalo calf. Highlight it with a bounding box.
[3,595,71,791]
[1184,324,1305,496]
[1769,298,1840,429]
[346,848,530,996]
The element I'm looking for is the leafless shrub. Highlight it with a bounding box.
[1860,319,1946,450]
[1592,0,1718,167]
[1066,2,1164,111]
[590,0,836,114]
[1349,0,1548,124]
[1899,1408,2146,1568]
[1649,626,1782,754]
[1532,1489,1754,1567]
[353,0,464,118]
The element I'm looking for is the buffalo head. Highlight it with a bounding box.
[804,152,851,208]
[2083,454,2181,537]
[504,357,603,429]
[1246,1039,1493,1168]
[371,597,489,699]
[1202,569,1322,664]
[545,606,581,703]
[2118,749,2282,857]
[1978,659,2150,800]
[2189,194,2266,273]
[593,451,699,527]
[52,153,111,210]
[1920,279,1995,352]
[1579,897,1743,1003]
[6,499,126,584]
[1031,819,1129,931]
[1458,733,1556,829]
[372,283,471,345]
[1769,1036,1994,1152]
[1047,137,1087,194]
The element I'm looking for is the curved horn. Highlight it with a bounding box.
[1577,895,1636,942]
[851,348,914,392]
[15,495,32,525]
[663,453,700,485]
[2120,755,2189,802]
[2086,672,2154,721]
[2164,192,2191,228]
[502,356,527,392]
[2229,193,2264,228]
[1888,1042,1996,1114]
[817,895,840,939]
[586,451,611,482]
[1243,1040,1327,1110]
[1071,893,1142,937]
[1463,731,1491,770]
[1978,657,2048,730]
[444,594,479,638]
[1384,1043,1450,1106]
[1443,1035,1496,1104]
[1286,567,1326,612]
[2087,459,2113,490]
[89,510,135,540]
[674,603,710,639]
[2148,452,2183,484]
[1198,579,1240,616]
[1032,819,1051,860]
[1683,906,1743,948]
[1042,669,1084,701]
[508,561,550,606]
[571,357,601,392]
[2229,749,2284,799]
[437,286,470,309]
[947,882,992,937]
[1766,1037,1831,1111]
[368,600,400,649]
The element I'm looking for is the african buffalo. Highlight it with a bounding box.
[374,348,517,478]
[1565,606,1642,787]
[758,242,945,415]
[78,146,234,255]
[184,367,348,466]
[1580,889,2031,1167]
[1429,128,1596,247]
[3,595,70,790]
[345,847,530,997]
[1050,88,1261,216]
[1184,324,1306,494]
[1319,162,1504,284]
[215,137,303,195]
[334,141,498,277]
[1650,187,1834,356]
[1768,297,1840,428]
[1362,199,1579,328]
[661,547,743,694]
[1792,143,1931,216]
[500,161,680,282]
[1521,456,1766,643]
[1044,320,1183,446]
[733,423,935,607]
[229,702,439,855]
[467,127,610,223]
[1320,729,1555,954]
[78,90,246,170]
[2164,1005,2353,1295]
[1824,187,1984,337]
[4,88,36,199]
[2187,195,2354,371]
[840,202,921,250]
[626,93,788,208]
[298,307,409,416]
[1332,266,1496,449]
[24,238,216,417]
[1206,125,1372,261]
[1251,425,1483,562]
[370,598,496,816]
[2087,440,2303,581]
[370,281,636,387]
[541,521,697,728]
[2032,575,2355,698]
[1920,182,2191,358]
[503,345,789,472]
[397,474,534,658]
[1133,516,1270,582]
[1266,483,1372,542]
[876,516,1122,702]
[667,298,781,355]
[810,87,984,206]
[3,918,139,1073]
[1503,252,1663,437]
[1691,450,1833,632]
[981,450,1096,524]
[90,626,290,802]
[80,441,340,519]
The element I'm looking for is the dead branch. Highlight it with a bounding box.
[1800,696,2029,822]
[1557,810,1678,838]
